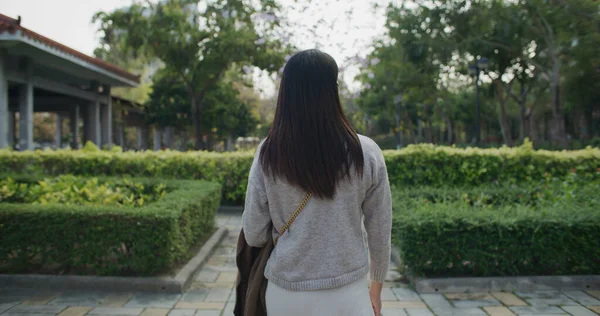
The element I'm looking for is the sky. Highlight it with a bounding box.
[1,0,389,96]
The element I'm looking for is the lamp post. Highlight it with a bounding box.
[468,57,489,146]
[394,94,404,150]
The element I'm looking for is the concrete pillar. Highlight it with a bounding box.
[0,52,8,149]
[18,81,34,151]
[70,105,80,149]
[117,124,125,147]
[153,126,162,151]
[226,136,233,152]
[101,93,112,149]
[55,113,62,148]
[163,126,174,149]
[137,126,148,150]
[84,101,101,146]
[7,111,14,147]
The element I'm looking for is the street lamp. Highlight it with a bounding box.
[394,94,404,150]
[468,57,489,146]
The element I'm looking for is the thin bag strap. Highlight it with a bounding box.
[274,192,312,244]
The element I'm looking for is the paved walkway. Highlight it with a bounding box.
[1,214,599,316]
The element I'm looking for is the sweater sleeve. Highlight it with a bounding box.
[362,151,392,283]
[242,151,271,248]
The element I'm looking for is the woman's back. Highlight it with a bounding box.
[243,134,391,291]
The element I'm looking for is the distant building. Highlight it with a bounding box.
[0,13,141,150]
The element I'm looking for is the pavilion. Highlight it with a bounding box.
[0,13,158,151]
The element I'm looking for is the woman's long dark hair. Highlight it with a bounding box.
[259,49,364,199]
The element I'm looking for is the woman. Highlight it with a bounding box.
[242,49,392,316]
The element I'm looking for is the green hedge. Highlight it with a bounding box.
[0,176,221,276]
[0,141,598,204]
[0,175,167,207]
[391,180,600,277]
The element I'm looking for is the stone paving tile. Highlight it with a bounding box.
[215,272,237,285]
[57,306,94,316]
[516,291,564,299]
[420,294,452,309]
[510,306,566,314]
[193,311,220,316]
[100,293,133,307]
[20,293,57,305]
[2,305,66,315]
[563,291,600,306]
[431,307,486,315]
[527,297,579,307]
[221,301,235,316]
[180,290,209,303]
[195,270,219,283]
[381,308,407,316]
[0,289,44,304]
[405,308,435,316]
[212,247,235,256]
[204,288,232,302]
[382,287,398,301]
[492,292,528,306]
[451,299,501,308]
[585,306,600,314]
[125,294,181,309]
[0,303,18,314]
[173,302,224,310]
[201,265,237,273]
[49,292,109,307]
[484,306,517,316]
[446,293,494,300]
[167,309,196,316]
[586,291,600,300]
[391,288,421,301]
[139,308,169,316]
[88,307,144,315]
[445,292,501,308]
[382,301,428,308]
[560,305,598,316]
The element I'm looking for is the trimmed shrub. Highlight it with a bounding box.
[391,180,600,277]
[0,175,167,207]
[0,142,598,204]
[0,177,221,276]
[0,149,251,205]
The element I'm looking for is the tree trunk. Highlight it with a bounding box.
[549,64,567,148]
[447,118,453,145]
[426,119,433,143]
[518,84,528,143]
[580,109,591,140]
[498,104,513,147]
[403,112,414,144]
[190,94,204,150]
[394,103,402,149]
[494,79,514,147]
[529,108,537,145]
[417,119,423,143]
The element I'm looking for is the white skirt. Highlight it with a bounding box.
[266,275,374,316]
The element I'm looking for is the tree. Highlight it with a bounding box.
[94,0,288,149]
[146,66,260,146]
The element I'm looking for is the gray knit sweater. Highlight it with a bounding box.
[242,135,392,291]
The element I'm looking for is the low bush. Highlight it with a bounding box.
[0,140,598,204]
[392,177,600,277]
[0,176,221,276]
[0,175,167,207]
